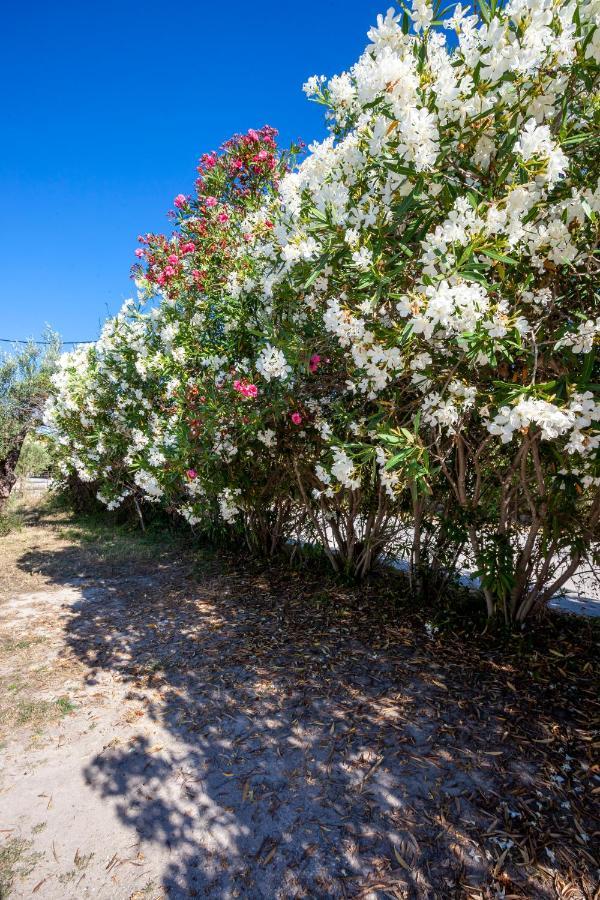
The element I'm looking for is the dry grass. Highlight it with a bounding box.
[0,672,75,743]
[0,838,43,897]
[0,492,183,749]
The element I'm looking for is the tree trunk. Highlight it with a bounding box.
[0,429,28,512]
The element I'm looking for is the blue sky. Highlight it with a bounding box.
[1,0,387,344]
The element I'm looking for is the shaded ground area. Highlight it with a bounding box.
[0,498,598,899]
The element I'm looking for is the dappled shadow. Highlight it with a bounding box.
[17,537,599,898]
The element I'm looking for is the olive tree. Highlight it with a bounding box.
[0,333,60,509]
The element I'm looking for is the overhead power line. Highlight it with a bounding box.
[0,338,95,346]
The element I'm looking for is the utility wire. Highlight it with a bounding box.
[0,338,95,345]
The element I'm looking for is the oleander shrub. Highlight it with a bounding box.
[244,0,600,615]
[47,0,600,619]
[47,127,303,554]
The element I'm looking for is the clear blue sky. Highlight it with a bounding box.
[1,0,387,344]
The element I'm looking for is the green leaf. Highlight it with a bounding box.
[386,452,409,469]
[480,248,519,266]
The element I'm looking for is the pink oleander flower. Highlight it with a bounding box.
[174,194,187,208]
[192,269,204,285]
[186,469,197,480]
[217,212,229,223]
[205,196,217,207]
[201,152,217,169]
[180,241,195,254]
[291,412,302,425]
[134,248,144,258]
[309,354,321,373]
[167,253,179,265]
[233,379,258,399]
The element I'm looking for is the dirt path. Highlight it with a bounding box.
[0,499,597,899]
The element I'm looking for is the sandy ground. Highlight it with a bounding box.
[0,498,597,899]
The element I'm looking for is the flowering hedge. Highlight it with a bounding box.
[47,0,600,621]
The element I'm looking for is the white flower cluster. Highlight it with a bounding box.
[375,447,401,498]
[257,428,277,448]
[422,382,477,434]
[314,447,361,492]
[255,344,292,382]
[555,318,600,355]
[487,393,600,450]
[97,488,131,511]
[134,469,164,501]
[218,488,242,524]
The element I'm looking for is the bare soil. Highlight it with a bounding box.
[0,496,598,899]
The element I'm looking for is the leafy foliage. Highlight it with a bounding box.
[47,0,599,620]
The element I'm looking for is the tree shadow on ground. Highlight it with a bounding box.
[17,540,598,899]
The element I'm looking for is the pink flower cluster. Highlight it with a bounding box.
[130,125,290,306]
[198,151,218,172]
[250,148,276,172]
[233,379,258,399]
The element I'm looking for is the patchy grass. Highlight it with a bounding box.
[0,682,75,739]
[0,488,55,535]
[0,514,19,537]
[51,508,186,570]
[0,493,189,599]
[74,850,94,870]
[130,881,159,899]
[56,851,94,886]
[56,696,76,715]
[0,636,48,655]
[0,498,25,537]
[0,837,43,897]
